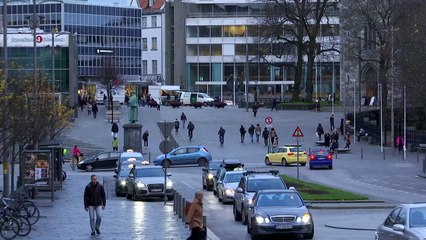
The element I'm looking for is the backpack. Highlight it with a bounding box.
[184,202,192,216]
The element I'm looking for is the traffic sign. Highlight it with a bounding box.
[292,126,304,137]
[159,140,173,154]
[265,116,273,124]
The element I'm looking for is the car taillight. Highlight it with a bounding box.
[303,151,307,155]
[327,154,332,160]
[288,153,294,156]
[310,155,315,160]
[203,147,208,152]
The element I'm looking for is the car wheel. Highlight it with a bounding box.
[132,188,137,201]
[162,159,171,168]
[115,190,120,197]
[203,102,208,107]
[167,196,174,201]
[264,157,271,166]
[329,165,333,170]
[126,190,131,199]
[303,225,314,239]
[85,164,94,172]
[206,184,212,191]
[241,205,247,225]
[309,165,313,170]
[250,226,259,240]
[197,158,207,167]
[233,203,242,221]
[301,163,306,166]
[282,158,288,166]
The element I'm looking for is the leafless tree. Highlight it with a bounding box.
[98,56,121,108]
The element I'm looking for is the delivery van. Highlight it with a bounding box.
[180,92,215,106]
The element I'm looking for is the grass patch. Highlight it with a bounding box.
[281,174,368,201]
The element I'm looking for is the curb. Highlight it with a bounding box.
[309,205,396,210]
[306,200,385,204]
[324,224,376,231]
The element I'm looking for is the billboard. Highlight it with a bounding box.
[0,33,69,47]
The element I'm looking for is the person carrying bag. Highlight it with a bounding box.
[186,191,206,240]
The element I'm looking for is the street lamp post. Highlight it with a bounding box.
[379,83,383,152]
[403,86,407,160]
[51,31,70,93]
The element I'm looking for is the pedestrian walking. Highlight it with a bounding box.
[185,191,205,240]
[269,128,277,144]
[252,102,259,117]
[324,133,331,148]
[92,102,98,119]
[248,124,255,143]
[174,119,180,135]
[262,127,269,146]
[181,113,187,128]
[316,124,324,140]
[239,125,246,143]
[87,103,92,115]
[330,114,335,131]
[111,122,119,138]
[396,136,404,153]
[345,135,351,149]
[112,137,119,151]
[73,145,81,165]
[255,124,261,143]
[187,121,195,141]
[124,94,130,107]
[142,130,149,148]
[218,127,226,145]
[271,98,278,111]
[84,175,106,236]
[272,136,279,149]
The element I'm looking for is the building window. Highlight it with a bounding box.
[151,37,158,50]
[152,60,157,74]
[142,38,147,51]
[142,60,147,75]
[151,16,157,27]
[142,17,147,28]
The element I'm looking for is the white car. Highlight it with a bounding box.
[217,171,246,204]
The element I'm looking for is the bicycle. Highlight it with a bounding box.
[0,213,19,240]
[0,191,40,226]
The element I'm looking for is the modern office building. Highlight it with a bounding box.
[166,0,341,102]
[0,0,142,96]
[140,0,166,85]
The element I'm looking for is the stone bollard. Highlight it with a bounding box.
[178,195,183,218]
[361,147,363,159]
[417,152,419,162]
[182,199,187,222]
[383,149,386,160]
[173,192,177,213]
[148,152,151,164]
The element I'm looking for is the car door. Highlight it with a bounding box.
[378,208,402,240]
[235,178,246,212]
[126,167,136,194]
[393,207,409,240]
[170,148,187,165]
[105,152,121,169]
[94,152,110,169]
[217,172,226,198]
[185,147,200,164]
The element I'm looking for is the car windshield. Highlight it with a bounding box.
[224,173,244,183]
[247,179,285,192]
[312,149,329,155]
[409,207,426,228]
[136,168,164,177]
[119,169,131,177]
[256,193,303,207]
[209,162,221,170]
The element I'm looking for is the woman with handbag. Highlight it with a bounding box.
[186,191,205,240]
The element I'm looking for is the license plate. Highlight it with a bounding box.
[276,224,292,230]
[150,188,162,192]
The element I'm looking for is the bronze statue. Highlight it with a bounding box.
[128,92,139,123]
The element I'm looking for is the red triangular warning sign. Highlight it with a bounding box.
[292,126,304,137]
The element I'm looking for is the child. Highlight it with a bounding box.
[87,103,92,115]
[112,137,119,151]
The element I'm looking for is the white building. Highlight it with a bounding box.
[140,0,166,84]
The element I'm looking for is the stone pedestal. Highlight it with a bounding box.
[123,124,143,153]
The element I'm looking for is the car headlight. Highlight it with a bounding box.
[136,182,146,188]
[120,180,126,186]
[255,215,270,224]
[166,180,173,189]
[225,188,234,195]
[247,198,253,205]
[207,173,214,179]
[78,161,84,164]
[296,213,311,224]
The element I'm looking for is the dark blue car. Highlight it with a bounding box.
[309,148,333,170]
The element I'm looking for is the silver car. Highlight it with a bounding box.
[375,203,426,240]
[126,166,174,201]
[217,171,246,204]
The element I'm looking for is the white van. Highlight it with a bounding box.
[180,92,215,106]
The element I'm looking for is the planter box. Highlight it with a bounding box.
[170,101,182,108]
[148,100,158,107]
[214,102,226,108]
[191,102,203,108]
[277,103,315,110]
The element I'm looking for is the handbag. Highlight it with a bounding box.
[201,226,207,240]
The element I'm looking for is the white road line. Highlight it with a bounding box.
[181,181,197,191]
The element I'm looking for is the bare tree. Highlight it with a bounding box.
[258,0,339,101]
[98,56,121,108]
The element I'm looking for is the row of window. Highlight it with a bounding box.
[142,60,158,75]
[78,56,141,68]
[76,36,142,50]
[64,14,141,28]
[187,24,340,38]
[186,43,296,56]
[79,67,140,76]
[142,37,158,51]
[142,16,158,28]
[65,26,141,37]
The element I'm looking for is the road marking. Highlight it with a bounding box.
[181,181,197,191]
[406,186,415,190]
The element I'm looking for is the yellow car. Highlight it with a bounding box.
[265,145,307,166]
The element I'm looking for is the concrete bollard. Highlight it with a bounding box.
[417,152,419,162]
[361,148,363,159]
[182,199,187,222]
[383,149,386,160]
[173,192,177,213]
[203,215,207,228]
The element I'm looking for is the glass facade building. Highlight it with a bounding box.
[1,1,142,82]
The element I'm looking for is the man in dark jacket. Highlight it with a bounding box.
[84,175,106,236]
[248,124,255,143]
[187,121,195,141]
[111,122,119,138]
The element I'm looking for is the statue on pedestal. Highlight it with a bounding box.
[128,92,139,123]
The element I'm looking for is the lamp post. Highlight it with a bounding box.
[51,30,70,93]
[403,86,406,160]
[2,0,10,196]
[379,83,383,152]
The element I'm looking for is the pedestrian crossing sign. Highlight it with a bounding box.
[292,126,304,137]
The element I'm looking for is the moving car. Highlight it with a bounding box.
[308,148,333,170]
[213,159,246,196]
[247,190,314,240]
[153,146,212,168]
[217,171,246,204]
[233,171,288,225]
[375,203,426,240]
[264,145,307,166]
[202,160,222,191]
[77,151,121,171]
[125,165,174,201]
[114,168,131,197]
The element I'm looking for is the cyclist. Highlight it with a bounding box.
[218,127,226,146]
[72,145,82,167]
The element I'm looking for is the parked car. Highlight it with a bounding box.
[217,171,246,204]
[264,145,307,166]
[180,92,215,106]
[77,151,121,171]
[213,159,246,196]
[233,170,288,225]
[113,168,131,197]
[247,189,314,240]
[308,148,333,170]
[375,203,426,240]
[125,165,174,201]
[202,160,222,191]
[153,146,212,168]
